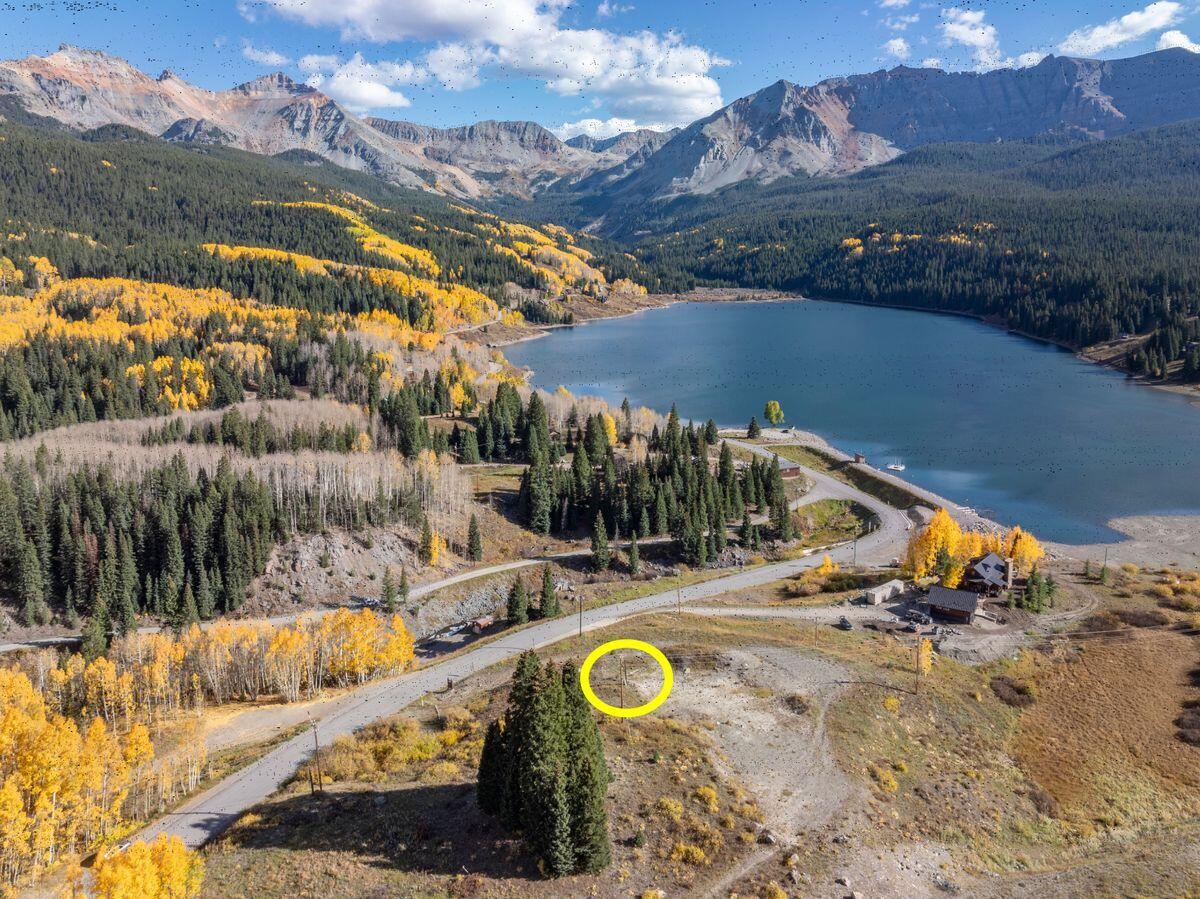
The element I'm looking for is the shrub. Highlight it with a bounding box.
[669,843,710,866]
[990,676,1035,707]
[785,694,810,715]
[870,763,899,793]
[1113,608,1169,628]
[883,694,901,714]
[654,796,684,824]
[422,760,460,781]
[763,883,788,899]
[693,785,719,813]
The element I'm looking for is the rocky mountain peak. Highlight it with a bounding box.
[232,72,313,98]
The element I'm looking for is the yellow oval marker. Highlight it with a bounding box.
[579,639,674,718]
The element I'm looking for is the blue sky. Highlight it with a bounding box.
[5,1,1199,137]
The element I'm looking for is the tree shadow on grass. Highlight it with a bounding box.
[223,781,542,881]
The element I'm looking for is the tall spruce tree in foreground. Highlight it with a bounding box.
[562,661,613,872]
[520,664,573,876]
[478,651,612,877]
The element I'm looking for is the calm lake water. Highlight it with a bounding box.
[505,299,1200,544]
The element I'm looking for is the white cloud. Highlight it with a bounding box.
[939,8,1005,70]
[885,14,920,31]
[303,52,428,111]
[1058,1,1183,56]
[297,54,341,73]
[424,42,492,91]
[259,0,565,45]
[258,0,726,127]
[597,0,633,16]
[235,0,259,23]
[920,56,943,68]
[1016,51,1049,68]
[551,116,641,139]
[1158,29,1200,51]
[883,37,911,59]
[241,41,290,67]
[879,0,911,7]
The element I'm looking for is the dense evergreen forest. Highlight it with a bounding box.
[531,121,1200,381]
[0,451,418,642]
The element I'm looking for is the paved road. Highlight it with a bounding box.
[137,448,911,850]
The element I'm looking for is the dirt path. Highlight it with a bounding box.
[621,645,861,898]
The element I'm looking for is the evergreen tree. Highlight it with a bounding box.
[591,512,610,572]
[460,427,481,464]
[178,581,200,630]
[500,651,542,827]
[467,514,483,562]
[381,567,398,613]
[561,662,612,873]
[628,531,640,575]
[477,719,507,816]
[507,577,529,625]
[519,662,572,877]
[18,539,46,627]
[747,416,762,439]
[419,517,435,566]
[525,451,555,535]
[539,566,559,618]
[399,566,410,603]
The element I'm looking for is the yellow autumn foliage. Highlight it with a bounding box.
[92,834,203,899]
[0,667,150,889]
[905,508,1045,583]
[274,201,440,276]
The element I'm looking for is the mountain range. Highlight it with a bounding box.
[3,44,1200,212]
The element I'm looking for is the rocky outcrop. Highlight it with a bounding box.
[598,48,1200,200]
[364,117,671,197]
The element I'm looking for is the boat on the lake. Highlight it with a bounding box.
[887,462,906,472]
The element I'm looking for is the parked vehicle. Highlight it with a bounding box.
[836,616,854,631]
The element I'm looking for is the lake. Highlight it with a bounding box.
[505,299,1200,544]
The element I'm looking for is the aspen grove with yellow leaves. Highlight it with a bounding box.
[0,666,153,889]
[89,833,203,899]
[0,607,415,890]
[904,508,1045,586]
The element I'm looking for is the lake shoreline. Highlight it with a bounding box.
[504,298,1200,565]
[488,290,1200,407]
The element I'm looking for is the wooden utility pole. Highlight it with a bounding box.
[311,720,324,791]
